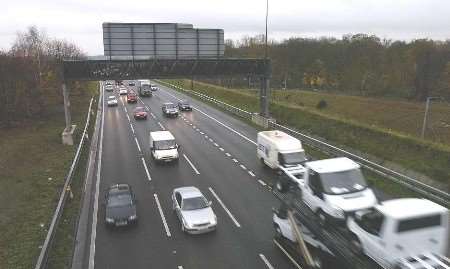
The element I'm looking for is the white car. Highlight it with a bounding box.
[172,187,217,234]
[119,88,128,95]
[150,84,158,91]
[107,96,118,106]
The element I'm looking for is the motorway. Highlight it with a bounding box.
[91,81,295,269]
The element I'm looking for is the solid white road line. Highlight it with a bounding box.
[150,112,156,119]
[130,123,135,134]
[88,86,105,269]
[258,180,267,186]
[126,114,131,122]
[208,187,241,228]
[145,106,150,110]
[239,164,247,170]
[158,122,165,130]
[248,171,256,177]
[259,254,275,269]
[225,152,231,157]
[183,154,200,175]
[141,158,152,181]
[134,137,141,152]
[160,89,257,145]
[154,193,172,237]
[124,106,128,113]
[273,239,303,269]
[232,158,238,163]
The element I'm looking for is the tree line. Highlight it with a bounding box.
[224,34,450,100]
[0,26,85,127]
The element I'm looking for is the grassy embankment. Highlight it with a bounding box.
[0,82,98,269]
[163,80,449,192]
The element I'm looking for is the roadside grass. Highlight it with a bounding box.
[0,82,97,269]
[46,82,98,269]
[158,80,419,199]
[163,79,450,187]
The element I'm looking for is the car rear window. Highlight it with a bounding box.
[397,214,442,233]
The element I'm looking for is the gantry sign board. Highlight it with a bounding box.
[103,23,224,59]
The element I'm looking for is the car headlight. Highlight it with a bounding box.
[106,217,114,223]
[128,214,137,220]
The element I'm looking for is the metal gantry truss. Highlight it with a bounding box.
[63,58,271,81]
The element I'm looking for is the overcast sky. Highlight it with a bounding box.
[2,0,449,55]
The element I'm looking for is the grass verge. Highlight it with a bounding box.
[0,82,98,269]
[161,79,449,189]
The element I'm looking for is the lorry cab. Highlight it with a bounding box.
[149,131,179,162]
[257,130,307,171]
[347,198,449,269]
[302,157,377,222]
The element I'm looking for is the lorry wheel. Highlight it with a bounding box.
[275,178,289,193]
[349,235,364,255]
[274,224,283,239]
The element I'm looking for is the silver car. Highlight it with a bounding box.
[172,186,217,234]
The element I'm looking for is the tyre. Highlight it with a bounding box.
[349,235,364,255]
[275,177,290,193]
[274,224,283,239]
[317,209,328,227]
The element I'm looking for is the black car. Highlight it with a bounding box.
[162,102,179,117]
[105,184,137,227]
[178,100,192,111]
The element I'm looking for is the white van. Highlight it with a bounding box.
[300,157,377,223]
[149,131,179,162]
[348,198,449,269]
[257,131,307,168]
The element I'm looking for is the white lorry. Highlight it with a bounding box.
[257,130,307,179]
[149,131,179,162]
[348,198,449,269]
[277,157,378,223]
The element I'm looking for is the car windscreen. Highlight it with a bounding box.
[165,104,177,109]
[180,101,189,106]
[280,151,307,165]
[154,139,176,150]
[108,96,115,99]
[319,168,367,194]
[182,197,208,210]
[397,214,442,233]
[134,107,145,112]
[108,193,132,207]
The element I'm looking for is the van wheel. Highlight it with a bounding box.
[350,235,364,255]
[274,224,283,239]
[317,210,328,227]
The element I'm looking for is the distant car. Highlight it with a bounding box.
[105,184,137,227]
[133,106,148,120]
[105,85,114,92]
[150,84,158,91]
[128,81,135,86]
[172,186,217,234]
[162,102,179,117]
[119,88,128,95]
[178,100,192,111]
[107,96,118,106]
[127,92,137,103]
